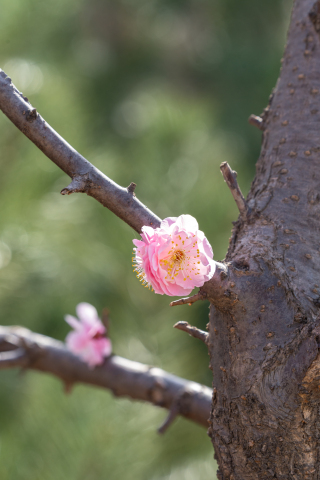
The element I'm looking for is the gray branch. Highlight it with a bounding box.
[0,326,212,429]
[0,69,161,233]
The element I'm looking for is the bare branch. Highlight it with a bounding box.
[248,114,264,130]
[0,326,211,428]
[0,70,161,234]
[220,162,250,221]
[173,321,208,344]
[170,291,207,307]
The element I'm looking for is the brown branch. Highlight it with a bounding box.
[248,114,264,130]
[220,162,250,220]
[173,321,208,344]
[0,326,211,429]
[170,291,207,307]
[0,70,161,234]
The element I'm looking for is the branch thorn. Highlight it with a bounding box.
[61,175,87,195]
[170,291,207,307]
[248,114,264,130]
[173,321,208,344]
[157,401,180,434]
[220,162,251,221]
[63,381,74,395]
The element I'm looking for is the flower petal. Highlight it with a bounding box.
[176,214,199,233]
[64,315,81,331]
[160,217,177,231]
[76,303,99,326]
[64,303,112,368]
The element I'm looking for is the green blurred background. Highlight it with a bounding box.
[0,0,291,478]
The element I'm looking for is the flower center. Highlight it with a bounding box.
[171,249,185,264]
[92,332,105,340]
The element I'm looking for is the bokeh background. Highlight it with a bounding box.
[0,0,291,478]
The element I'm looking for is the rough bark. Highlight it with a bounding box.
[206,0,320,478]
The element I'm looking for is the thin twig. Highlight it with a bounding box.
[170,291,206,307]
[220,162,250,221]
[0,70,161,234]
[0,326,211,428]
[248,114,264,130]
[173,321,208,344]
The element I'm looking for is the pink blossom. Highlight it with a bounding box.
[133,214,216,296]
[65,303,112,367]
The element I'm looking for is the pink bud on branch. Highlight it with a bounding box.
[65,303,112,368]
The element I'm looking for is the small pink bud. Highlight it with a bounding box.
[65,303,112,367]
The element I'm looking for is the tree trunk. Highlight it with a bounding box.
[207,0,320,478]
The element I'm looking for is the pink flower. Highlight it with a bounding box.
[133,214,216,296]
[65,303,112,367]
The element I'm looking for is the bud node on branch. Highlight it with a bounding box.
[127,182,137,195]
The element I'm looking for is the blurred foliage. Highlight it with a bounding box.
[0,0,291,478]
